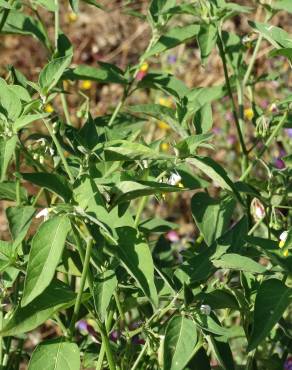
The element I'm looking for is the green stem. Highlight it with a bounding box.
[108,99,123,127]
[99,324,116,370]
[14,147,21,206]
[217,34,248,161]
[95,308,114,370]
[54,0,59,50]
[240,111,288,181]
[43,119,74,183]
[248,216,264,236]
[130,340,148,370]
[69,237,93,335]
[61,91,72,126]
[243,35,263,88]
[134,196,148,228]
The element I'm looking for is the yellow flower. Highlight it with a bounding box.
[44,104,54,113]
[283,249,288,257]
[159,97,173,108]
[158,121,170,130]
[81,80,92,90]
[244,108,254,121]
[140,62,149,72]
[67,12,78,23]
[160,142,169,152]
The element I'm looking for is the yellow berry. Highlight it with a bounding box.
[140,62,149,72]
[161,142,169,152]
[159,97,172,108]
[283,249,288,257]
[158,121,170,130]
[67,12,78,23]
[279,240,285,248]
[44,104,54,113]
[81,80,92,90]
[178,182,184,188]
[244,108,254,121]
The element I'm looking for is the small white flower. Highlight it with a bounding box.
[36,208,50,220]
[279,231,288,242]
[168,172,181,186]
[200,304,211,315]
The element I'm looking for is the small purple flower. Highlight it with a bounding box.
[167,54,177,64]
[274,158,285,169]
[166,230,180,242]
[227,134,237,145]
[225,112,234,122]
[284,356,292,370]
[76,320,88,331]
[132,335,145,345]
[279,148,286,158]
[260,99,269,109]
[212,127,221,135]
[285,128,292,138]
[109,330,120,342]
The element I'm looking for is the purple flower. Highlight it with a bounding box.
[225,112,234,122]
[212,127,221,134]
[274,158,285,169]
[166,230,180,242]
[227,134,237,145]
[167,54,177,64]
[260,99,269,109]
[132,335,145,345]
[76,320,88,331]
[284,356,292,370]
[285,128,292,138]
[109,330,120,342]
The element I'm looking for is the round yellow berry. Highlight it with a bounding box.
[158,121,170,130]
[244,108,254,121]
[283,249,288,257]
[161,142,169,152]
[44,104,54,113]
[140,62,149,72]
[81,80,92,90]
[67,12,78,23]
[279,240,285,249]
[159,97,173,108]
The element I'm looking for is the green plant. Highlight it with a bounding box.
[0,0,291,369]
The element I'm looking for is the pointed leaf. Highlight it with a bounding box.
[93,269,117,321]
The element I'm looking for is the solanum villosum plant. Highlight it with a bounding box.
[0,0,291,369]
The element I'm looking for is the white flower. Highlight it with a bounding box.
[36,208,50,220]
[168,172,181,186]
[279,231,288,241]
[200,304,211,315]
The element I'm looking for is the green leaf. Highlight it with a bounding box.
[272,0,292,13]
[2,11,49,47]
[13,113,49,132]
[0,280,76,336]
[209,335,235,370]
[0,135,18,182]
[28,338,80,370]
[191,192,235,246]
[22,172,72,202]
[116,227,158,307]
[248,279,292,351]
[0,78,22,120]
[33,0,57,11]
[139,217,178,234]
[186,85,226,115]
[269,48,292,61]
[198,23,218,64]
[6,206,35,246]
[212,254,265,273]
[104,140,172,161]
[111,180,181,204]
[187,156,239,197]
[39,55,72,95]
[176,133,213,157]
[63,63,127,84]
[249,21,292,49]
[93,269,117,322]
[193,104,213,134]
[145,24,200,58]
[0,181,27,201]
[21,215,71,307]
[163,315,198,370]
[149,0,176,23]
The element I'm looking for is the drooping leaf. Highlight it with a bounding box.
[193,103,213,134]
[116,227,158,307]
[39,55,73,95]
[248,279,292,351]
[0,280,76,336]
[191,192,235,246]
[198,23,218,64]
[93,269,117,321]
[6,206,35,246]
[144,24,200,58]
[212,253,265,274]
[13,113,49,132]
[163,315,198,370]
[21,215,71,307]
[0,78,22,120]
[28,338,80,370]
[0,181,27,201]
[249,21,292,49]
[22,172,72,202]
[0,135,18,182]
